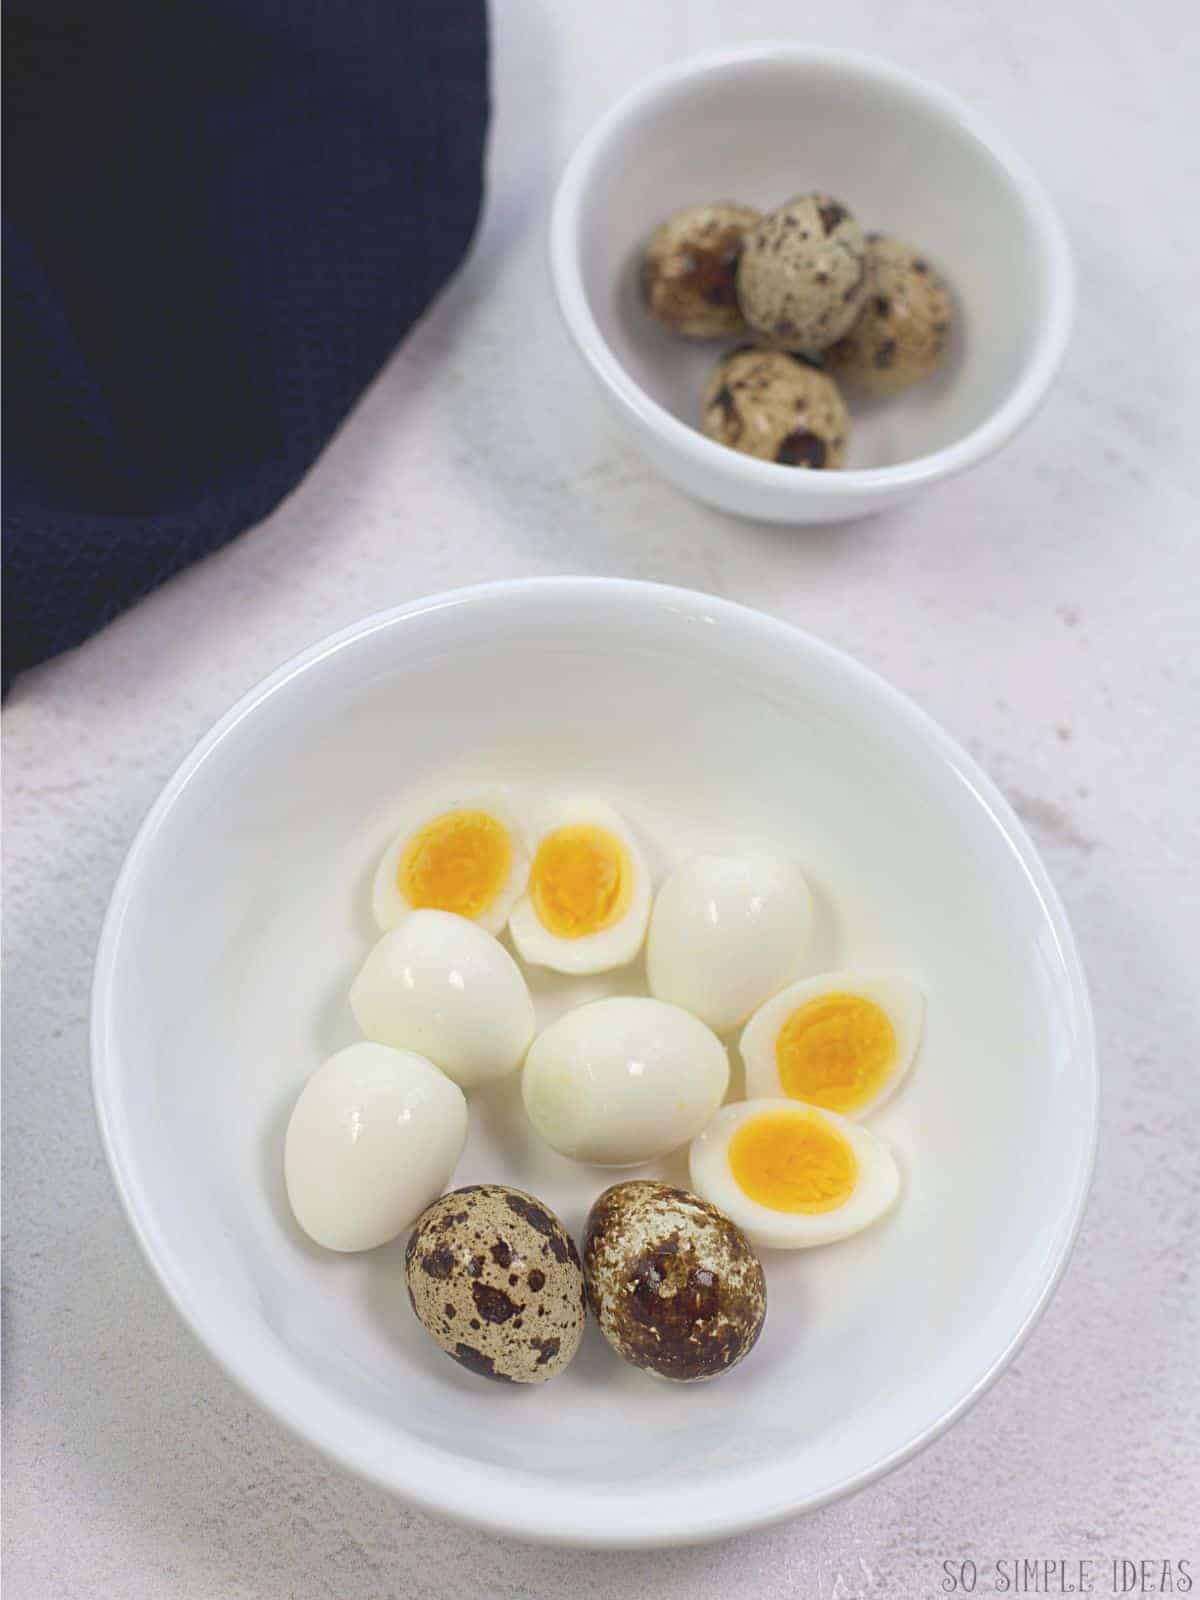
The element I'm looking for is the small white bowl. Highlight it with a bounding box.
[550,46,1074,522]
[92,579,1095,1546]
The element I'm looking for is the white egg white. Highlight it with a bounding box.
[688,1098,901,1250]
[371,785,529,935]
[647,853,813,1031]
[507,795,652,975]
[349,910,535,1090]
[741,970,924,1118]
[284,1042,467,1252]
[522,996,729,1166]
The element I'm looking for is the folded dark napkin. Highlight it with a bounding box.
[3,0,489,690]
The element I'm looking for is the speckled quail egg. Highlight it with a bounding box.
[285,1042,467,1252]
[349,910,535,1089]
[641,201,763,338]
[647,853,814,1031]
[829,235,953,395]
[702,347,849,469]
[583,1180,766,1381]
[522,997,729,1166]
[736,193,867,350]
[405,1186,586,1384]
[372,785,529,935]
[741,971,924,1117]
[508,795,652,975]
[689,1099,901,1250]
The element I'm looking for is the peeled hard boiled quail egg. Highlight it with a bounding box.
[689,1099,900,1250]
[583,1179,766,1381]
[406,1185,586,1384]
[372,786,528,935]
[647,853,813,1031]
[349,910,535,1089]
[285,1042,467,1252]
[522,996,729,1166]
[508,795,652,975]
[741,971,924,1118]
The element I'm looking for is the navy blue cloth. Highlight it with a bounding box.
[3,0,489,689]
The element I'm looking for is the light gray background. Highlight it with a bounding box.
[5,1,1198,1595]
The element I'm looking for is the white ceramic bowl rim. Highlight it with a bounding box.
[91,579,1097,1547]
[550,44,1076,496]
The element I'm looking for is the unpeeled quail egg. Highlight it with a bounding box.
[583,1179,766,1381]
[406,1185,586,1384]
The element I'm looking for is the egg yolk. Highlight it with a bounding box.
[529,824,632,939]
[729,1110,858,1213]
[398,810,512,919]
[775,993,896,1113]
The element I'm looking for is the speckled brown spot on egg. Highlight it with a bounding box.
[452,1343,513,1382]
[504,1192,577,1266]
[472,1282,519,1323]
[407,1186,586,1384]
[529,1336,560,1367]
[776,428,827,468]
[420,1246,455,1279]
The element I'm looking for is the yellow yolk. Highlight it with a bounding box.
[398,810,512,920]
[775,993,896,1113]
[729,1109,858,1214]
[529,824,632,939]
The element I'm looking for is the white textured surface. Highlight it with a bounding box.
[4,0,1198,1593]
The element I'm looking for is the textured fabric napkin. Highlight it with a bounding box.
[3,0,490,689]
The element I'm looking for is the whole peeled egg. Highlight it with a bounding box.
[522,997,729,1166]
[647,854,814,1032]
[406,1185,586,1383]
[350,909,535,1089]
[584,1180,766,1381]
[285,1042,467,1252]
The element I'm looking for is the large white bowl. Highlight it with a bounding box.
[92,579,1096,1546]
[550,46,1075,522]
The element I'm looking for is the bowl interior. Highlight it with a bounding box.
[574,54,1056,469]
[95,583,1093,1544]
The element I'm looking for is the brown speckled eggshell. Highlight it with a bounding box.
[641,201,763,339]
[703,347,849,469]
[736,192,867,351]
[829,235,954,396]
[405,1185,586,1384]
[584,1180,767,1382]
